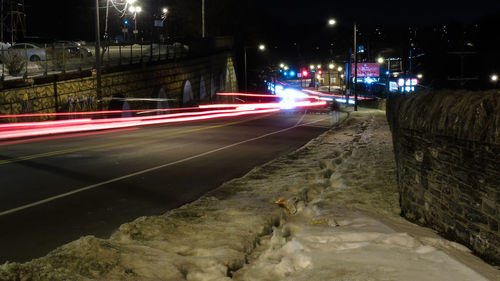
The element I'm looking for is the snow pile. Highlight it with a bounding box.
[1,109,499,281]
[234,202,491,281]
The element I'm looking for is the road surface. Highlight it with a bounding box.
[0,109,332,263]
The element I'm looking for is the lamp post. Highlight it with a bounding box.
[328,63,334,93]
[244,44,265,93]
[337,65,343,88]
[129,5,142,41]
[329,19,358,109]
[159,8,168,42]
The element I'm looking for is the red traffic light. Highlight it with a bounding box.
[302,70,309,77]
[318,70,323,75]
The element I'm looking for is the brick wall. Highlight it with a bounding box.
[387,90,500,265]
[0,52,237,117]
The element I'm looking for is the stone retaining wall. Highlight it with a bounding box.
[386,90,500,265]
[0,52,237,117]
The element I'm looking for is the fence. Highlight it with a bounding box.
[0,41,189,81]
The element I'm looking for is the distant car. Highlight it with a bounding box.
[53,40,92,58]
[8,42,47,61]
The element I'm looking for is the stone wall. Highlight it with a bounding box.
[387,90,500,265]
[0,52,238,117]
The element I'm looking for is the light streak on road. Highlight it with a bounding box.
[302,89,372,100]
[0,99,327,141]
[0,108,280,140]
[0,107,203,119]
[216,92,279,98]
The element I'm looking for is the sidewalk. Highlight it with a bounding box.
[1,109,499,281]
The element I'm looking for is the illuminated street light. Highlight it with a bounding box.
[244,43,266,93]
[128,5,142,41]
[310,65,315,70]
[161,7,169,22]
[377,57,384,64]
[337,66,343,72]
[417,73,423,79]
[284,66,289,71]
[491,74,499,82]
[280,63,285,68]
[328,18,336,26]
[329,63,334,70]
[317,64,322,69]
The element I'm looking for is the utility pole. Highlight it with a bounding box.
[244,46,247,93]
[201,0,205,38]
[346,48,351,104]
[94,0,102,110]
[353,22,358,111]
[104,0,109,39]
[1,0,3,42]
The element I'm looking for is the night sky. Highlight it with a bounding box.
[23,0,500,41]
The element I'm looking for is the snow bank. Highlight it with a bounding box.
[1,109,498,281]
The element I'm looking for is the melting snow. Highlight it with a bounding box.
[1,109,499,281]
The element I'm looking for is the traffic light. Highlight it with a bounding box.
[302,70,309,77]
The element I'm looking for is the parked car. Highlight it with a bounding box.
[8,42,47,61]
[53,40,92,58]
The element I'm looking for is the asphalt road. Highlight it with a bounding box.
[0,110,331,263]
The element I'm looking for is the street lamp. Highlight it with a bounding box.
[162,8,168,19]
[244,44,266,93]
[328,18,336,26]
[327,63,335,93]
[377,57,384,64]
[329,19,358,110]
[491,74,498,82]
[129,5,142,41]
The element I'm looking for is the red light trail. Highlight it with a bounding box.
[0,96,327,141]
[302,89,372,100]
[216,92,278,98]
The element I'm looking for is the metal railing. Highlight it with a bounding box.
[0,41,189,81]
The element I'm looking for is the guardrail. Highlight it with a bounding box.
[0,41,189,81]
